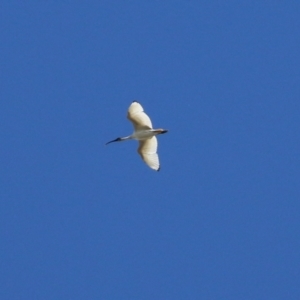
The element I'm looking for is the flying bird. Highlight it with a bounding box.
[106,101,168,171]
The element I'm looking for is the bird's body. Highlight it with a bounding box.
[106,101,167,171]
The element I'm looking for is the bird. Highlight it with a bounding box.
[106,101,168,171]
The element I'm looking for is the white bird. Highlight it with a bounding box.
[106,101,168,171]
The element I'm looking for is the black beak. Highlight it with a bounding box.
[105,137,121,145]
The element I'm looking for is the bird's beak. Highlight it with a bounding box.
[105,137,121,145]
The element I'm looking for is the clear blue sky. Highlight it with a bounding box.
[1,1,299,299]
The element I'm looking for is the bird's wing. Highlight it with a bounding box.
[137,137,160,171]
[127,101,153,130]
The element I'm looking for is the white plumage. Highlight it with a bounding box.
[106,101,168,171]
[127,101,153,130]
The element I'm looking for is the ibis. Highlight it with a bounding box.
[106,101,168,171]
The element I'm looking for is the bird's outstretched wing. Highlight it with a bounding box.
[127,101,153,130]
[137,136,160,171]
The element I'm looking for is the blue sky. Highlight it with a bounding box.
[1,1,299,299]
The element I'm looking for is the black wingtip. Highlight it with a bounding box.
[132,100,139,103]
[157,167,160,172]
